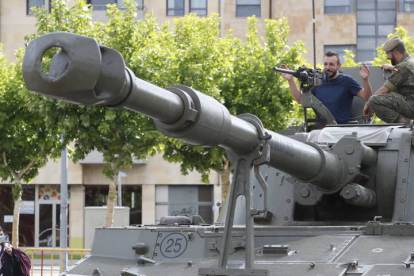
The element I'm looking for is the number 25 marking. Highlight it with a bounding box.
[165,238,182,253]
[160,233,188,258]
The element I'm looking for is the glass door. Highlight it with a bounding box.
[38,204,53,247]
[36,203,69,247]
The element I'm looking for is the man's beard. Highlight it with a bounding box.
[391,54,397,65]
[326,69,338,79]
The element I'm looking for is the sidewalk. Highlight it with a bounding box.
[32,266,61,276]
[31,258,73,276]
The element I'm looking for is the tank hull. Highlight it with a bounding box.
[64,224,414,276]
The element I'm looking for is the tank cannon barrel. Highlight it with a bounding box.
[23,32,372,192]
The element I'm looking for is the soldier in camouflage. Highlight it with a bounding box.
[364,36,414,124]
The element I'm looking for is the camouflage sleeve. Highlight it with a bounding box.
[384,67,411,91]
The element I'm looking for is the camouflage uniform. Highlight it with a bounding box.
[367,53,414,123]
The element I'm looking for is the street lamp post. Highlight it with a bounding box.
[117,172,127,206]
[60,143,68,271]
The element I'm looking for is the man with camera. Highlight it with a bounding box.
[280,51,373,124]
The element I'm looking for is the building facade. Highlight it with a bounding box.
[1,0,414,249]
[0,152,222,249]
[2,1,414,63]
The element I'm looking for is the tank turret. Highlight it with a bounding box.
[23,32,414,276]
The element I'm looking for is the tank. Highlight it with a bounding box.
[23,32,414,276]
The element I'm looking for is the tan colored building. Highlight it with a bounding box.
[0,152,222,249]
[1,0,414,249]
[2,1,414,63]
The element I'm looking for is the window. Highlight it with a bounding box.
[118,0,144,9]
[167,0,185,16]
[190,0,207,16]
[401,0,414,12]
[87,0,143,11]
[87,0,116,11]
[85,185,142,225]
[356,0,396,62]
[324,0,353,14]
[236,0,261,17]
[27,0,45,15]
[324,45,356,64]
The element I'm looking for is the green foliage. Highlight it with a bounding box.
[0,44,58,246]
[157,16,306,181]
[0,44,63,184]
[24,0,162,179]
[342,49,360,67]
[27,0,103,40]
[223,17,306,129]
[22,1,306,183]
[11,184,22,201]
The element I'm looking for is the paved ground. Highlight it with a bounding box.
[31,259,74,276]
[32,266,61,276]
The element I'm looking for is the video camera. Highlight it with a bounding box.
[273,66,326,90]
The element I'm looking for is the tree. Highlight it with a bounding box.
[27,0,306,225]
[342,49,360,67]
[26,0,162,227]
[0,47,66,246]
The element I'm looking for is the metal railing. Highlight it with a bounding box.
[23,248,91,276]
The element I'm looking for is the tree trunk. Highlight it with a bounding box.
[105,163,119,227]
[220,170,230,202]
[2,153,36,248]
[219,155,233,204]
[106,181,117,227]
[12,181,23,247]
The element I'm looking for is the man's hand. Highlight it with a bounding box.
[381,64,394,71]
[4,243,12,256]
[359,63,370,80]
[363,102,372,118]
[280,64,293,81]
